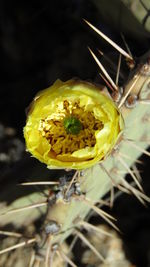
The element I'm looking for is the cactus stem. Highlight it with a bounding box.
[75,229,105,262]
[88,47,118,91]
[0,238,36,255]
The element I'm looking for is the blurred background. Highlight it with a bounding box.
[0,0,150,266]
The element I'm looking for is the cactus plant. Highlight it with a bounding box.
[0,5,150,267]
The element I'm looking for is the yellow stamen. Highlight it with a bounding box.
[39,100,103,155]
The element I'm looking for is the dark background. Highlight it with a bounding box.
[0,1,150,266]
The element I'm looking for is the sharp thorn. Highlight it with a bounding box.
[34,259,40,267]
[117,155,143,192]
[110,186,115,208]
[19,181,59,186]
[0,238,36,255]
[58,249,77,267]
[65,171,78,197]
[115,54,122,86]
[75,230,105,262]
[98,49,125,80]
[88,47,118,91]
[84,19,133,60]
[79,220,113,237]
[138,99,150,105]
[75,195,119,232]
[118,151,143,164]
[99,73,115,92]
[117,174,149,204]
[120,33,133,58]
[29,251,35,267]
[68,235,78,254]
[45,235,52,267]
[132,164,142,182]
[125,139,150,157]
[118,74,140,108]
[0,230,22,238]
[0,201,47,217]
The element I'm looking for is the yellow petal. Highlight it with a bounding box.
[24,79,124,170]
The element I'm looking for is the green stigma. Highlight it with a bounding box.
[63,116,82,135]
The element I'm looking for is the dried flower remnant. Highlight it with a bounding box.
[24,80,124,169]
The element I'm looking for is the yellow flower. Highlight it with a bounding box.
[24,79,124,170]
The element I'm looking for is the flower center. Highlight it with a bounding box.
[63,116,82,135]
[39,100,103,155]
